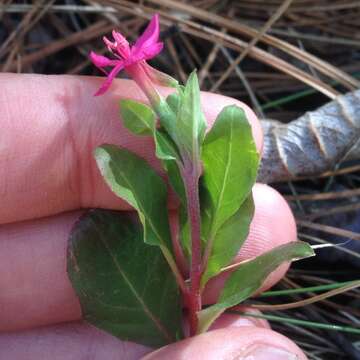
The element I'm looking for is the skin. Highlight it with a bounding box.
[0,73,307,359]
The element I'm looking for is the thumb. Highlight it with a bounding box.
[142,326,306,360]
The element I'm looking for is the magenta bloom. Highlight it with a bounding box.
[90,14,163,96]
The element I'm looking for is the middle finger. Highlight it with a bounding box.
[0,183,296,332]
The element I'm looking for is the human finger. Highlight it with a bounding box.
[0,322,149,360]
[208,309,270,331]
[0,184,295,332]
[0,73,262,225]
[0,317,305,360]
[143,326,306,360]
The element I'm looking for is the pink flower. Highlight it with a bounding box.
[90,14,164,96]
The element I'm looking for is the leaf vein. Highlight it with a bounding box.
[97,228,173,343]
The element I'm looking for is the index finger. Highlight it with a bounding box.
[0,73,262,224]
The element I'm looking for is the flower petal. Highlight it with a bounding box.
[133,14,160,52]
[130,42,163,64]
[89,51,117,68]
[141,42,163,60]
[94,62,124,96]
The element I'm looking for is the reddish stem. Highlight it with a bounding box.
[127,60,203,335]
[182,161,202,336]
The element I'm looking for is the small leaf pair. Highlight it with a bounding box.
[200,105,259,286]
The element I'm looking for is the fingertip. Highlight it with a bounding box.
[143,327,306,360]
[209,309,270,331]
[244,183,297,259]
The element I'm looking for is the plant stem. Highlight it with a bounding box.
[182,160,202,336]
[126,64,161,109]
[127,63,177,136]
[130,62,204,335]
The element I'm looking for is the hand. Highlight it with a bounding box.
[0,73,306,359]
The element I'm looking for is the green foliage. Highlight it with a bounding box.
[154,129,186,203]
[94,145,172,251]
[119,98,186,202]
[68,69,315,347]
[201,105,259,237]
[166,92,181,114]
[119,99,155,136]
[200,105,259,285]
[174,71,206,161]
[67,210,182,347]
[201,195,254,286]
[197,241,315,333]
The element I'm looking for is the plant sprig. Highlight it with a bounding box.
[67,14,314,347]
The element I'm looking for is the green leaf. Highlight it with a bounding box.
[154,129,177,160]
[156,133,189,260]
[94,145,172,250]
[201,105,259,238]
[165,75,206,257]
[153,98,177,140]
[175,71,206,159]
[179,204,191,256]
[163,158,186,203]
[118,97,186,205]
[197,241,315,333]
[149,111,188,259]
[67,209,182,347]
[117,95,185,204]
[166,86,185,115]
[201,194,254,286]
[152,128,186,204]
[166,93,180,114]
[120,99,155,136]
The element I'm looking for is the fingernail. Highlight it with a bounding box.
[239,344,298,360]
